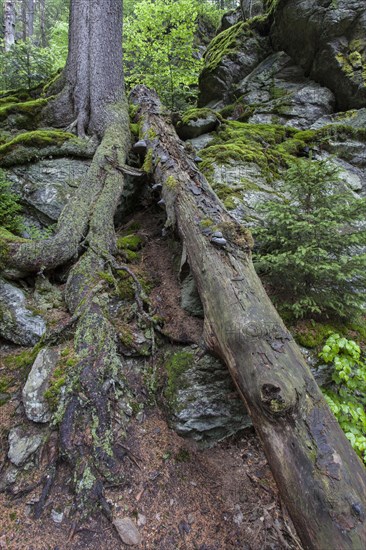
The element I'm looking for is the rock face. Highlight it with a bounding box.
[7,158,90,224]
[166,350,252,445]
[235,51,335,129]
[0,278,46,346]
[271,0,366,110]
[198,22,271,107]
[22,348,60,423]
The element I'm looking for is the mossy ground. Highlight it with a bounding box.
[291,318,366,351]
[199,120,296,183]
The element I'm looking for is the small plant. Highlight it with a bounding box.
[254,157,366,320]
[319,333,366,464]
[0,169,23,234]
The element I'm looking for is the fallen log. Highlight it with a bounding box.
[131,85,366,550]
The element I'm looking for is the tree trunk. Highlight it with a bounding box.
[39,0,46,47]
[50,0,124,138]
[4,0,16,51]
[130,85,366,550]
[21,0,34,39]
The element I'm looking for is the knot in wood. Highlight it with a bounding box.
[260,383,289,415]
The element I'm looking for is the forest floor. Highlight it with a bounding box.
[0,206,303,550]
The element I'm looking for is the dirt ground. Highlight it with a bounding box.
[0,207,303,549]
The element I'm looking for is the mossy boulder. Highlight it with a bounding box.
[7,157,90,223]
[176,108,221,140]
[234,51,335,129]
[0,97,51,130]
[0,130,96,167]
[198,20,271,107]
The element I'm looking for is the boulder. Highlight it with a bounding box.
[165,349,252,446]
[113,518,141,546]
[8,427,43,466]
[271,0,366,110]
[7,158,90,224]
[218,8,242,33]
[176,111,219,140]
[22,348,60,423]
[0,278,46,346]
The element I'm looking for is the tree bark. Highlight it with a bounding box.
[21,0,34,40]
[39,0,46,47]
[49,0,124,138]
[130,85,366,550]
[4,0,16,51]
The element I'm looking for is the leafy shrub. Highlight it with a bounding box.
[124,0,205,110]
[253,157,366,320]
[319,333,366,464]
[0,169,23,234]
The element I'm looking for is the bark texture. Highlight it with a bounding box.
[131,85,366,550]
[4,0,16,51]
[49,0,124,137]
[21,0,34,39]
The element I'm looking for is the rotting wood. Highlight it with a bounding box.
[131,84,366,550]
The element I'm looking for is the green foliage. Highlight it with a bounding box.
[319,333,366,464]
[0,39,57,90]
[254,157,366,320]
[124,0,205,109]
[0,169,23,234]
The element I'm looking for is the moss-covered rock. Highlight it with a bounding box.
[198,19,271,106]
[0,97,51,130]
[0,130,96,167]
[176,108,221,140]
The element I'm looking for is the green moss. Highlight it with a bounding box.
[142,149,153,173]
[165,351,194,404]
[0,96,20,106]
[129,103,139,120]
[336,48,366,85]
[0,97,50,128]
[291,319,366,350]
[200,218,215,228]
[116,271,135,300]
[166,176,178,190]
[130,123,140,137]
[117,234,143,251]
[4,342,42,372]
[200,121,295,181]
[0,375,12,393]
[203,22,251,73]
[118,323,135,347]
[0,129,76,164]
[98,270,116,285]
[42,72,62,95]
[180,108,221,125]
